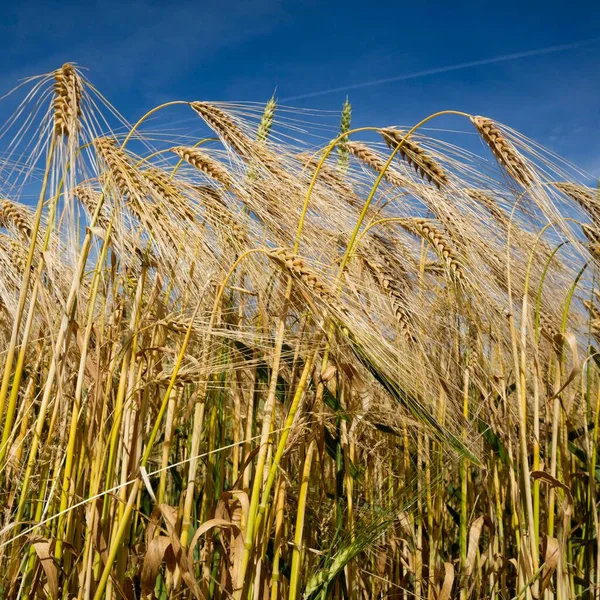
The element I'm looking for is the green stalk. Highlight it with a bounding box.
[289,439,316,600]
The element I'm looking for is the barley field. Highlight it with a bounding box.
[0,64,598,599]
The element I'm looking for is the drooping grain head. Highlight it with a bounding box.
[267,247,348,317]
[346,141,409,188]
[53,63,83,138]
[94,137,141,200]
[360,250,416,344]
[380,128,448,188]
[74,185,111,229]
[471,116,534,187]
[399,218,465,284]
[190,102,254,158]
[0,199,33,240]
[465,189,509,228]
[555,182,600,223]
[171,147,233,187]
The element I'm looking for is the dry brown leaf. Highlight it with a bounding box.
[466,515,485,577]
[32,539,59,600]
[438,562,454,600]
[141,536,174,596]
[187,518,239,569]
[540,535,560,597]
[530,471,574,514]
[158,503,203,599]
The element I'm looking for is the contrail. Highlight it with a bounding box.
[282,37,600,102]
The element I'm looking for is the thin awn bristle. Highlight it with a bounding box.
[297,152,355,195]
[471,116,534,187]
[380,128,449,189]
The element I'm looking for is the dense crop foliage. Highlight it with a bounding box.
[0,65,598,600]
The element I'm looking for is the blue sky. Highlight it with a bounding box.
[1,0,599,174]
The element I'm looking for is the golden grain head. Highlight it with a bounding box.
[380,127,449,188]
[471,116,534,187]
[171,146,233,187]
[53,63,82,138]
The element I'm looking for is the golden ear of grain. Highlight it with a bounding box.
[360,251,416,344]
[94,137,141,200]
[53,63,83,138]
[0,199,33,240]
[190,102,254,158]
[0,234,28,274]
[400,218,465,283]
[471,116,533,187]
[555,182,600,222]
[171,147,233,187]
[465,189,508,224]
[582,224,600,246]
[74,185,111,229]
[267,248,347,316]
[379,128,448,188]
[346,141,409,188]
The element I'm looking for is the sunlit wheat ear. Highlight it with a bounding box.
[143,168,199,226]
[346,141,410,188]
[94,137,141,199]
[398,218,465,283]
[582,224,600,245]
[170,147,233,187]
[0,200,33,240]
[0,235,28,275]
[190,101,254,158]
[53,63,83,138]
[380,128,449,188]
[471,116,534,187]
[555,182,600,221]
[465,189,509,228]
[73,185,111,229]
[267,247,348,316]
[360,251,416,344]
[581,225,600,261]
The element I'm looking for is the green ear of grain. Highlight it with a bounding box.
[337,97,352,173]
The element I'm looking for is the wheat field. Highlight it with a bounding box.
[0,64,598,599]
